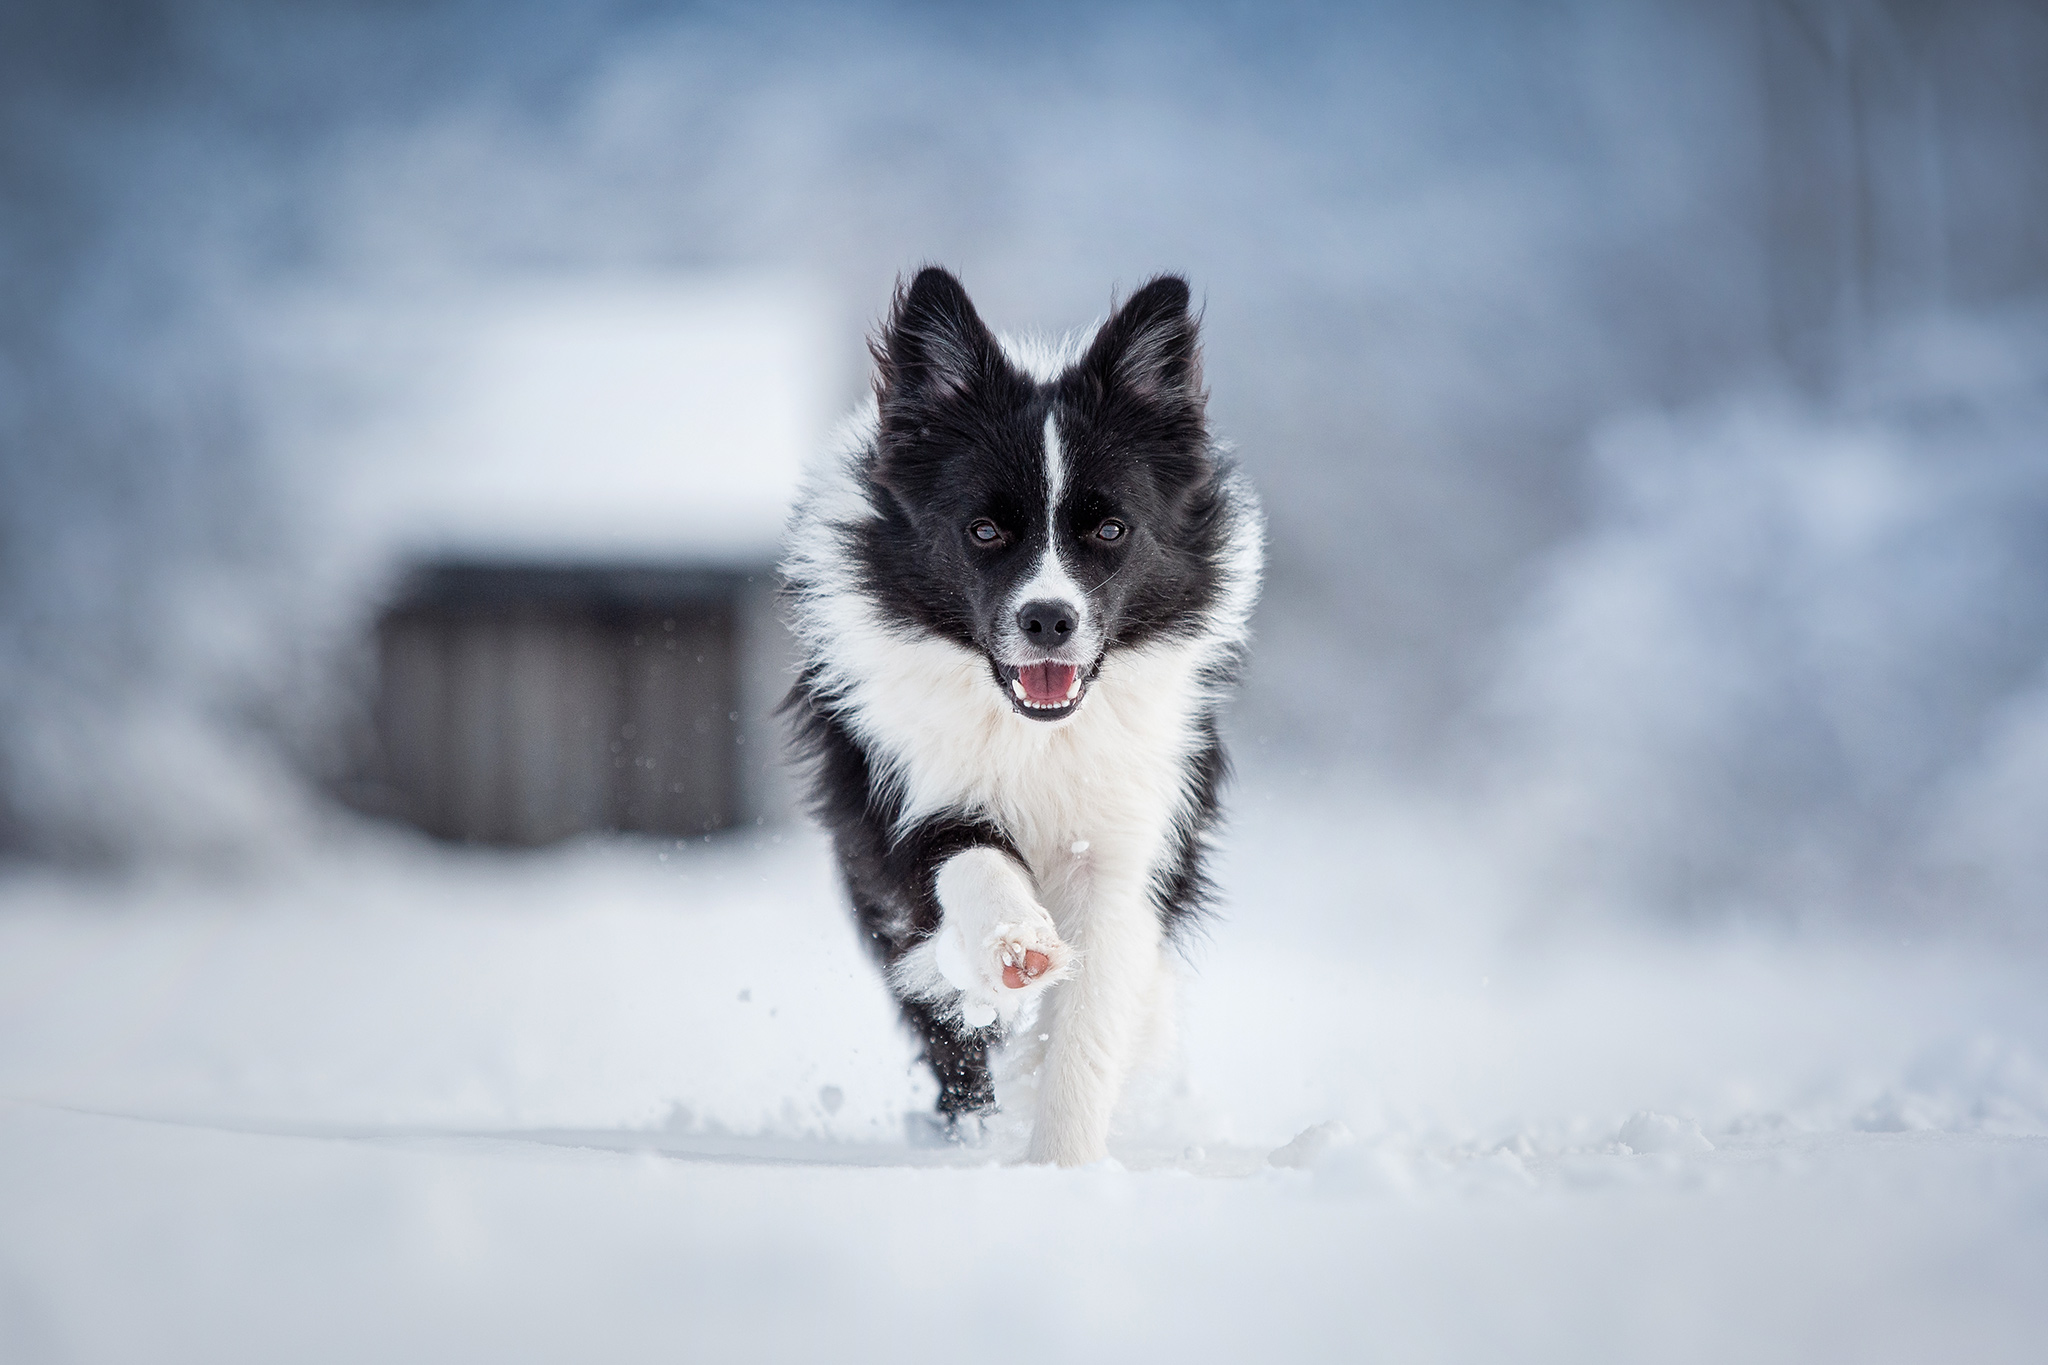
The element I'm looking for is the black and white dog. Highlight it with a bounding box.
[781,268,1262,1165]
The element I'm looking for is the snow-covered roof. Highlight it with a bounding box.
[324,274,837,564]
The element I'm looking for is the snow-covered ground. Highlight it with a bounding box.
[4,777,2046,1363]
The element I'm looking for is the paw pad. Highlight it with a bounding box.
[1001,948,1052,990]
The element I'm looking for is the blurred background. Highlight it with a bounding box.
[6,0,2048,933]
[6,3,2048,1357]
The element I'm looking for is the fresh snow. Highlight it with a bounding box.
[3,776,2047,1363]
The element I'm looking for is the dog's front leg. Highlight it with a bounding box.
[1027,883,1162,1166]
[894,846,1074,1031]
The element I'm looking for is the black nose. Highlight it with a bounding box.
[1016,598,1079,639]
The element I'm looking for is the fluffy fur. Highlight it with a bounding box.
[780,267,1263,1165]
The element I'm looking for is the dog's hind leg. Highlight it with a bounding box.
[898,997,997,1118]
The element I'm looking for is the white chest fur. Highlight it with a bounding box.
[838,628,1213,928]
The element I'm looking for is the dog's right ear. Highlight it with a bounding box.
[872,267,1000,407]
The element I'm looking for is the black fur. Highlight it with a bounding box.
[783,681,1017,1114]
[851,268,1233,661]
[782,268,1253,1120]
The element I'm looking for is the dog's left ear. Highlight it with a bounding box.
[1083,275,1203,409]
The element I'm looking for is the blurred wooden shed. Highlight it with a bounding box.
[323,274,829,845]
[370,561,777,844]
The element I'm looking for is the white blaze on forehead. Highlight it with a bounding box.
[1005,409,1089,649]
[1041,409,1066,515]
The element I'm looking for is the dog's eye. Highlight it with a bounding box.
[1094,519,1128,543]
[968,518,1004,546]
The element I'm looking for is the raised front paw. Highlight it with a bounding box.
[936,912,1073,1029]
[993,920,1071,992]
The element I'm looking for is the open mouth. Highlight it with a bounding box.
[998,660,1087,720]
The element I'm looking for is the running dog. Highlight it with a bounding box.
[781,267,1262,1165]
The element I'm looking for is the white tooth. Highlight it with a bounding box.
[1011,678,1027,700]
[1065,674,1081,700]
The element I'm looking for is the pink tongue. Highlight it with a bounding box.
[1019,662,1076,704]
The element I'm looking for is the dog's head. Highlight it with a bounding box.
[851,267,1230,723]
